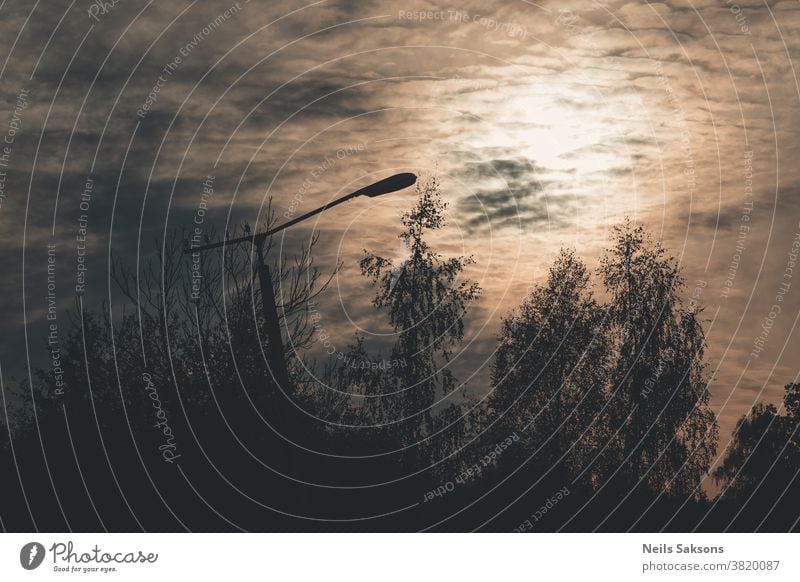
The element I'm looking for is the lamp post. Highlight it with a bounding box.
[184,172,417,393]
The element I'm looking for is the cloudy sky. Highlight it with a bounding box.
[1,0,799,477]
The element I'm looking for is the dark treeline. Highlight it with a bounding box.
[2,177,798,532]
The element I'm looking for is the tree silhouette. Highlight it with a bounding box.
[488,248,609,487]
[599,220,717,499]
[1,212,337,531]
[472,225,719,531]
[1,200,768,532]
[712,383,800,530]
[359,175,480,442]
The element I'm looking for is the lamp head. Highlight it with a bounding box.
[353,172,417,198]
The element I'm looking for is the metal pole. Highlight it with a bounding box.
[188,192,358,253]
[255,240,291,394]
[184,173,416,254]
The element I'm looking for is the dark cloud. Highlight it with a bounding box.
[452,157,573,232]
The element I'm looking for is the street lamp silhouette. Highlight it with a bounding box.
[184,172,417,393]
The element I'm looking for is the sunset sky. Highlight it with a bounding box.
[1,0,799,480]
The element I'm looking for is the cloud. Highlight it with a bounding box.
[452,157,568,232]
[1,0,799,465]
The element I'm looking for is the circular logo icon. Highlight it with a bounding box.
[20,542,45,570]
